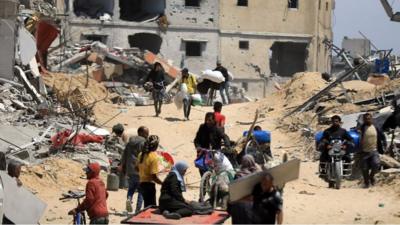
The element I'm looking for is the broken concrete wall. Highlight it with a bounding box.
[69,23,219,76]
[166,0,219,28]
[0,0,18,80]
[218,0,333,97]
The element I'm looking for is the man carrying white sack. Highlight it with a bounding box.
[181,68,197,120]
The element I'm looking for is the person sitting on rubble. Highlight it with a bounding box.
[159,160,193,220]
[146,62,166,117]
[318,116,354,180]
[120,126,149,213]
[69,162,109,224]
[213,102,226,131]
[181,68,197,121]
[7,161,23,187]
[194,112,231,176]
[138,135,163,207]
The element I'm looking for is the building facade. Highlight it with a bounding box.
[220,0,334,96]
[65,0,334,98]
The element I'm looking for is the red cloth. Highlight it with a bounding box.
[35,20,59,70]
[214,112,226,128]
[51,130,104,148]
[77,163,109,219]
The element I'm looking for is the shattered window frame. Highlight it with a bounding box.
[288,0,299,9]
[185,41,202,57]
[239,40,249,50]
[185,0,200,7]
[237,0,248,7]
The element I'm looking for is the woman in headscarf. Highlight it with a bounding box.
[235,155,261,179]
[138,135,163,207]
[159,161,193,220]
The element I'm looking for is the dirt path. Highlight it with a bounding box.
[24,102,400,224]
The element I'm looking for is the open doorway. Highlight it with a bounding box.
[128,33,162,54]
[269,42,308,77]
[119,0,165,22]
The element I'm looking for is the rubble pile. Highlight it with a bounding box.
[20,158,86,193]
[282,72,328,107]
[43,72,115,115]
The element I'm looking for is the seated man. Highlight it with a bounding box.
[319,115,354,164]
[159,161,193,220]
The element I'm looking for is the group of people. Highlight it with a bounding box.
[145,61,232,119]
[318,113,386,188]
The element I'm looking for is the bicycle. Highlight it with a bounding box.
[196,148,234,209]
[60,190,86,225]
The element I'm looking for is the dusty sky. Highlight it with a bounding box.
[333,0,400,54]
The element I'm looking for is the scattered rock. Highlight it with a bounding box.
[380,155,400,169]
[11,99,27,109]
[298,190,315,195]
[381,168,400,175]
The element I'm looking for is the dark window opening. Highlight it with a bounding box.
[325,2,329,11]
[73,0,114,19]
[185,0,200,7]
[120,0,165,22]
[242,82,248,91]
[82,34,108,44]
[185,42,202,57]
[270,42,308,77]
[288,0,298,9]
[128,33,162,54]
[239,41,249,50]
[237,0,248,7]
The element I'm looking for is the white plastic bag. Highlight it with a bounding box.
[201,70,225,83]
[174,91,186,109]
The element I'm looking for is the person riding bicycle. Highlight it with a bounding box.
[319,115,354,169]
[69,162,109,224]
[194,112,231,176]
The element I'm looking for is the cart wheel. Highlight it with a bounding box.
[199,171,213,202]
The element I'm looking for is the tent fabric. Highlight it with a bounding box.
[35,20,59,70]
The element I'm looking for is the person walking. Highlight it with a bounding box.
[214,62,230,105]
[359,113,386,188]
[138,135,163,207]
[121,126,149,213]
[147,62,166,117]
[251,173,283,224]
[181,68,197,120]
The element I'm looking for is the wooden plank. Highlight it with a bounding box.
[229,159,301,202]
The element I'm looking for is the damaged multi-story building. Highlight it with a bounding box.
[61,0,334,97]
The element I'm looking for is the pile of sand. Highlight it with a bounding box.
[338,80,377,101]
[20,158,87,194]
[282,72,327,107]
[376,173,400,196]
[43,72,114,111]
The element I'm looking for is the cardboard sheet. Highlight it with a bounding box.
[229,159,301,202]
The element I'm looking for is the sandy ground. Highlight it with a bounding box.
[19,72,400,224]
[20,100,400,224]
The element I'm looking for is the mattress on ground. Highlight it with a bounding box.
[121,207,230,224]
